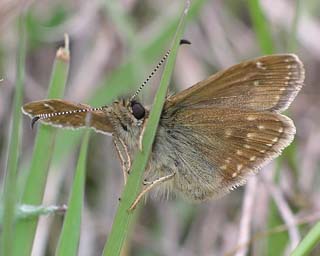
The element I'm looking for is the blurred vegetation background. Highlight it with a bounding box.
[0,0,320,255]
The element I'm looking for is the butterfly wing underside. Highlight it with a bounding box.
[22,99,113,134]
[160,54,304,200]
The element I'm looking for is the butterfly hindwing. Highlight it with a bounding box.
[160,106,295,200]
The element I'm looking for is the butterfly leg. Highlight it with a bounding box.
[138,121,147,151]
[113,137,131,184]
[128,172,175,211]
[113,138,127,184]
[119,137,131,173]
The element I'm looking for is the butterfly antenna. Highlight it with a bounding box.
[31,106,106,129]
[130,39,191,101]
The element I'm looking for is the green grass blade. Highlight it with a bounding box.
[55,131,90,256]
[102,2,191,255]
[13,35,70,256]
[0,14,26,256]
[291,221,320,256]
[248,0,274,54]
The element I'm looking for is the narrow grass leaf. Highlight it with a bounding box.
[13,35,70,256]
[0,14,26,256]
[291,221,320,256]
[102,2,191,255]
[55,131,90,256]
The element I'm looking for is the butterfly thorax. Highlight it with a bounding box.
[108,100,140,137]
[108,99,178,199]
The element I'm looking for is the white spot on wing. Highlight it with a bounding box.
[247,116,256,121]
[220,165,227,170]
[225,129,232,137]
[256,61,267,70]
[236,150,243,156]
[250,156,256,161]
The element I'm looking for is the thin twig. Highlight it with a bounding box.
[261,171,300,251]
[235,177,258,256]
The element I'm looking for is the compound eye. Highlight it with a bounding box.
[131,101,145,120]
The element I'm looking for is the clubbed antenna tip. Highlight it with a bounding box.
[31,116,40,129]
[180,39,191,45]
[130,39,191,101]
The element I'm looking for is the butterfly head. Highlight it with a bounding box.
[106,99,148,138]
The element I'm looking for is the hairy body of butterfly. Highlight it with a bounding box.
[22,54,304,207]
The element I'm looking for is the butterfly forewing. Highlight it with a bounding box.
[22,99,113,134]
[165,54,304,113]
